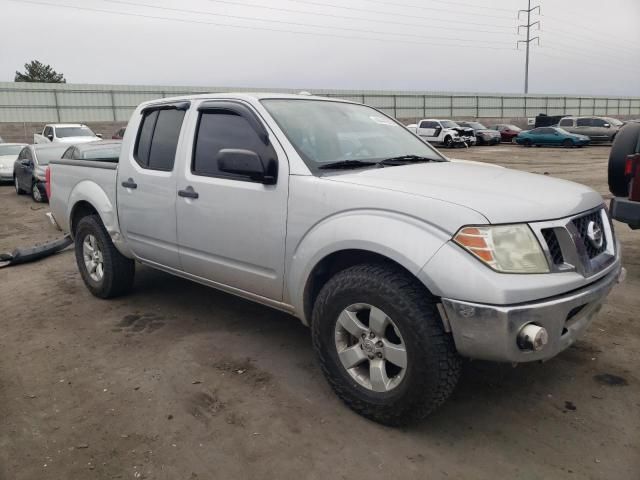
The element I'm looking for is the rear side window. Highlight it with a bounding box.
[134,108,185,171]
[558,119,573,127]
[576,118,592,127]
[192,111,269,179]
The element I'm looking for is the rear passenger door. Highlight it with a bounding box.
[175,100,289,301]
[416,121,440,142]
[117,103,189,270]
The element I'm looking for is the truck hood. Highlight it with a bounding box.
[55,137,99,144]
[325,161,603,224]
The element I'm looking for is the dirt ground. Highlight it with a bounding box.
[0,144,638,480]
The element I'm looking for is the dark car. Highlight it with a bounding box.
[61,140,122,163]
[457,121,502,145]
[14,144,68,202]
[112,127,126,140]
[488,124,522,143]
[515,127,590,148]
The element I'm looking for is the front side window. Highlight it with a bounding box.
[576,118,592,127]
[591,118,608,127]
[55,126,96,138]
[261,99,444,172]
[192,111,271,179]
[134,108,185,171]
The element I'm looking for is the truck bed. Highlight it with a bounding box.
[48,159,119,235]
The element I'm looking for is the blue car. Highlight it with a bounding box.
[515,127,590,148]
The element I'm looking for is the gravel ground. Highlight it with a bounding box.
[0,144,638,480]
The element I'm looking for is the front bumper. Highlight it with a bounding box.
[440,263,624,362]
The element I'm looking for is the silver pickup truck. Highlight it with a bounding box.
[48,93,623,425]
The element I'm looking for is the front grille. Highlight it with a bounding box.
[572,210,607,258]
[541,228,564,264]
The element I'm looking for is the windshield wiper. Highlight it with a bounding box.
[318,160,378,170]
[378,155,438,166]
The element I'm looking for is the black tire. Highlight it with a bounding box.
[444,136,453,148]
[562,139,574,148]
[14,175,25,194]
[609,123,640,197]
[524,139,533,147]
[31,181,46,203]
[311,263,461,426]
[74,215,135,298]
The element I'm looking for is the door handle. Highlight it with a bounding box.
[121,178,137,189]
[178,186,199,199]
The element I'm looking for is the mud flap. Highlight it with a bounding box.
[0,235,73,268]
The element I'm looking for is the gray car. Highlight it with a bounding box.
[14,144,68,202]
[557,116,622,143]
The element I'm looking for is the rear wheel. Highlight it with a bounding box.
[562,139,574,148]
[14,176,25,194]
[312,263,461,426]
[74,215,135,298]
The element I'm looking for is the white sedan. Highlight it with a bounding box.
[0,143,27,182]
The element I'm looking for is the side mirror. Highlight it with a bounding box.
[47,134,54,141]
[603,123,610,128]
[217,149,276,184]
[20,159,31,166]
[96,133,103,138]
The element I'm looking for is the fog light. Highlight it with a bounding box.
[517,324,548,351]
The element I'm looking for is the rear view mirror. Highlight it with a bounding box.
[217,149,275,184]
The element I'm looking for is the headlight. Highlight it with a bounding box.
[454,224,549,273]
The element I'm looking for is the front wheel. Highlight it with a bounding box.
[74,215,135,298]
[31,182,45,203]
[562,139,574,148]
[523,139,533,147]
[311,264,461,426]
[444,136,454,148]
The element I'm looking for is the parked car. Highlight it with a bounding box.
[407,119,476,147]
[457,121,501,145]
[49,93,622,426]
[534,114,566,128]
[112,127,126,140]
[14,144,68,202]
[0,143,27,182]
[608,122,640,229]
[34,123,102,144]
[488,124,522,143]
[61,140,122,162]
[515,127,590,147]
[557,116,622,143]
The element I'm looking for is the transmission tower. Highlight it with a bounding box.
[518,0,541,94]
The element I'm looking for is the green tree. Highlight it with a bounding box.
[15,60,66,83]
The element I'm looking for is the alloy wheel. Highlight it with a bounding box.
[82,234,104,282]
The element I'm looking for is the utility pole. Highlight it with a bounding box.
[518,0,541,94]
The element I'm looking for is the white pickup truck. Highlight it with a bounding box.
[48,93,623,425]
[34,123,101,144]
[407,119,476,147]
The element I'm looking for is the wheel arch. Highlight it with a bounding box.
[301,249,437,327]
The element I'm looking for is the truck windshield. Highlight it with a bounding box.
[55,126,96,138]
[261,99,445,171]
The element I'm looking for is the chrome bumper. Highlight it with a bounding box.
[440,264,624,362]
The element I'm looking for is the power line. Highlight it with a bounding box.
[104,0,510,46]
[542,28,640,54]
[7,0,518,52]
[543,16,638,46]
[536,49,640,76]
[363,0,515,14]
[287,0,514,21]
[217,0,516,30]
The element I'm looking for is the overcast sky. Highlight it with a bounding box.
[1,0,639,95]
